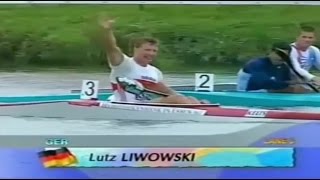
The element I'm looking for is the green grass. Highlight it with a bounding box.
[0,5,320,73]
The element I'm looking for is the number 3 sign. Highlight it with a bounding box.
[80,80,99,100]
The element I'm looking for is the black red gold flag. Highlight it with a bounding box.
[38,147,78,168]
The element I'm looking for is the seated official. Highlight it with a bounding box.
[236,42,311,93]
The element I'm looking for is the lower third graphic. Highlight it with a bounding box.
[38,147,295,168]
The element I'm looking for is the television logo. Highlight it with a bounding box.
[264,138,295,145]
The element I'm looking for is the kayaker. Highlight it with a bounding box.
[236,42,312,93]
[289,25,320,86]
[100,18,202,104]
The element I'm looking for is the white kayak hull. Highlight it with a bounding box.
[1,101,317,138]
[0,102,205,121]
[0,102,244,121]
[0,101,315,124]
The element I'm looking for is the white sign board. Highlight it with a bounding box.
[80,80,99,100]
[195,73,214,92]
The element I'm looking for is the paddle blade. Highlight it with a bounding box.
[116,77,145,94]
[68,100,100,107]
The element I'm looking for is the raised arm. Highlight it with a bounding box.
[99,19,124,66]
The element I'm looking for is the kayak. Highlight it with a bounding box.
[181,90,320,107]
[0,76,319,108]
[68,81,320,107]
[69,100,320,121]
[70,83,238,93]
[0,99,319,122]
[1,84,320,108]
[0,83,234,104]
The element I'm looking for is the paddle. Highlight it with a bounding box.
[115,77,170,100]
[275,48,319,93]
[115,77,213,105]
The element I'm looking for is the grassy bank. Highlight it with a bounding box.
[0,64,238,75]
[0,5,320,73]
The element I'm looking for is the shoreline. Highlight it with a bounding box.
[1,5,318,72]
[0,65,239,75]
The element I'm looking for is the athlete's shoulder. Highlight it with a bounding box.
[246,57,268,67]
[122,54,134,61]
[110,53,135,71]
[289,42,300,50]
[148,64,162,71]
[243,57,268,72]
[310,45,320,52]
[290,42,319,51]
[147,64,163,80]
[290,42,296,47]
[122,54,140,67]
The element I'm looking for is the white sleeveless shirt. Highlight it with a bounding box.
[290,43,320,80]
[109,54,163,102]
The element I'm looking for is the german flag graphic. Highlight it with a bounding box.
[38,147,78,168]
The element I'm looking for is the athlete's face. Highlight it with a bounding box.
[296,31,316,49]
[134,43,158,66]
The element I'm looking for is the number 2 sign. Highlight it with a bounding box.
[195,73,214,92]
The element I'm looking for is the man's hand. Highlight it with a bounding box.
[286,74,306,84]
[98,17,123,66]
[99,18,115,30]
[310,76,320,86]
